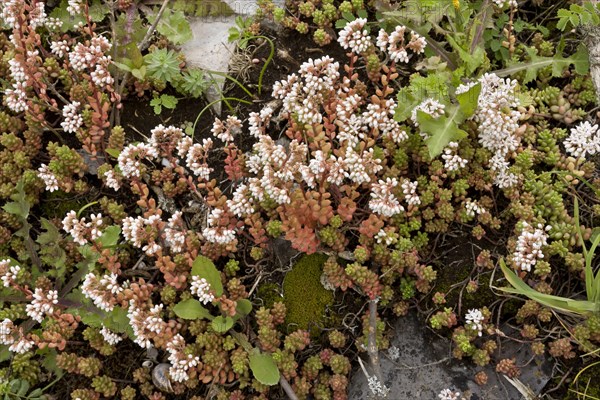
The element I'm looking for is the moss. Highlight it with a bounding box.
[283,254,334,336]
[39,191,90,220]
[256,282,282,309]
[565,363,600,400]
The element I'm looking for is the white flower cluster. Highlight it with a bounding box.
[401,179,421,206]
[410,97,446,131]
[67,0,83,16]
[50,40,70,58]
[377,26,426,63]
[82,272,123,312]
[273,56,340,124]
[338,18,371,54]
[103,170,121,191]
[61,101,83,133]
[118,143,158,178]
[190,276,215,304]
[512,222,549,272]
[202,208,236,245]
[26,288,58,323]
[493,0,517,8]
[166,334,200,382]
[100,326,123,345]
[37,164,59,192]
[474,73,522,188]
[5,56,28,113]
[212,115,242,142]
[164,212,186,253]
[62,210,103,245]
[442,142,468,172]
[175,136,212,179]
[0,0,21,29]
[226,184,255,217]
[1,318,34,354]
[69,36,114,88]
[0,259,19,288]
[564,121,600,159]
[465,308,484,336]
[369,178,404,217]
[127,302,166,349]
[248,107,273,138]
[246,135,307,204]
[122,214,162,255]
[438,388,462,400]
[465,200,484,217]
[375,228,396,246]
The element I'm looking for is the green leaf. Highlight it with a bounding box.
[98,225,121,249]
[494,45,589,84]
[498,259,597,316]
[335,19,348,29]
[418,107,468,158]
[147,9,192,45]
[105,149,121,158]
[191,255,223,296]
[250,351,279,386]
[173,299,213,320]
[249,352,280,386]
[160,94,178,110]
[131,67,146,81]
[455,82,481,118]
[235,299,252,318]
[211,315,234,332]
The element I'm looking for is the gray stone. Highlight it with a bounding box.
[348,312,552,400]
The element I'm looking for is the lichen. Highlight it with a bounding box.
[282,253,334,336]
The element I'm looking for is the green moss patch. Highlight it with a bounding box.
[283,254,334,335]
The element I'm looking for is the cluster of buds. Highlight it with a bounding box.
[62,211,104,246]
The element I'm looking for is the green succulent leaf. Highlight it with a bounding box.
[173,299,213,320]
[191,255,223,296]
[249,351,280,386]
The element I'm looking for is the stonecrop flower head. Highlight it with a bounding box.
[166,334,200,382]
[0,259,20,288]
[564,121,600,159]
[369,178,404,217]
[438,388,462,400]
[377,25,426,63]
[337,18,371,54]
[190,276,215,304]
[26,288,59,323]
[512,222,549,272]
[465,308,484,336]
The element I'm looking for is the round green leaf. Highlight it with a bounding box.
[249,352,280,386]
[236,299,253,317]
[173,299,213,320]
[191,255,223,296]
[211,316,234,332]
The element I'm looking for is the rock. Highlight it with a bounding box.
[348,312,552,400]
